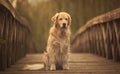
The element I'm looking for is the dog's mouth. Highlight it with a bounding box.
[61,23,67,29]
[62,26,66,29]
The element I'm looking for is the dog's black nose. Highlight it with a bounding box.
[63,23,66,27]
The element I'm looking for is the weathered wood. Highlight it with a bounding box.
[106,23,112,59]
[115,19,120,60]
[71,8,120,62]
[114,20,120,61]
[2,12,8,70]
[111,21,119,61]
[0,0,34,70]
[74,8,120,37]
[106,22,112,59]
[100,24,106,57]
[96,25,102,56]
[0,0,31,31]
[0,54,120,74]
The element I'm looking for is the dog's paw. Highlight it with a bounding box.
[50,64,56,70]
[63,64,69,70]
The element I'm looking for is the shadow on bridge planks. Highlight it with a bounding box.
[71,7,120,62]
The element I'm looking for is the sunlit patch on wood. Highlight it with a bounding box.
[23,64,44,70]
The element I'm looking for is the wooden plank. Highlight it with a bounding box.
[116,19,120,60]
[0,1,31,71]
[101,24,108,58]
[0,0,31,31]
[72,8,120,62]
[88,28,93,53]
[0,71,120,74]
[6,12,11,68]
[94,26,99,55]
[93,27,97,54]
[113,20,120,61]
[106,22,113,59]
[100,24,106,57]
[0,8,5,70]
[97,25,102,56]
[9,14,14,66]
[0,53,119,74]
[11,17,16,65]
[90,28,94,54]
[2,12,8,70]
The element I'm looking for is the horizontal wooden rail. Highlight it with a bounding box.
[71,8,120,62]
[0,0,33,70]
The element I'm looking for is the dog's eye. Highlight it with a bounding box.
[59,18,62,20]
[65,18,68,20]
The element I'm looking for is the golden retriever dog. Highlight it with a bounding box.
[43,12,71,70]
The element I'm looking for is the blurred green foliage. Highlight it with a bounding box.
[13,0,120,53]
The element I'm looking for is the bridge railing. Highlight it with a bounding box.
[0,0,33,70]
[71,8,120,61]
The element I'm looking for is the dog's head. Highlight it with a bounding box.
[51,12,71,29]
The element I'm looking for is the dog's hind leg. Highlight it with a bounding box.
[43,52,49,70]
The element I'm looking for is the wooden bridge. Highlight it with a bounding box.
[0,0,120,74]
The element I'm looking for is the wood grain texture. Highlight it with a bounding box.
[0,53,120,74]
[0,0,34,70]
[71,8,120,62]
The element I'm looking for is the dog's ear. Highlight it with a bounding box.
[67,14,72,26]
[51,13,59,23]
[51,13,59,28]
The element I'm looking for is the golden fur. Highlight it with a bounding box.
[43,12,71,70]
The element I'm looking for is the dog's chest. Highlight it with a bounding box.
[60,39,67,47]
[58,38,69,53]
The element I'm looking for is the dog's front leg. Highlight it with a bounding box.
[63,54,69,70]
[50,63,56,70]
[49,54,56,70]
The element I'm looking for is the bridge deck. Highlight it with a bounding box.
[0,53,120,74]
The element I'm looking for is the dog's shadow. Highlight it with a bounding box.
[44,65,64,70]
[56,65,63,70]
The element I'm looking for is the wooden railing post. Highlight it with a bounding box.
[71,8,120,62]
[0,0,34,70]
